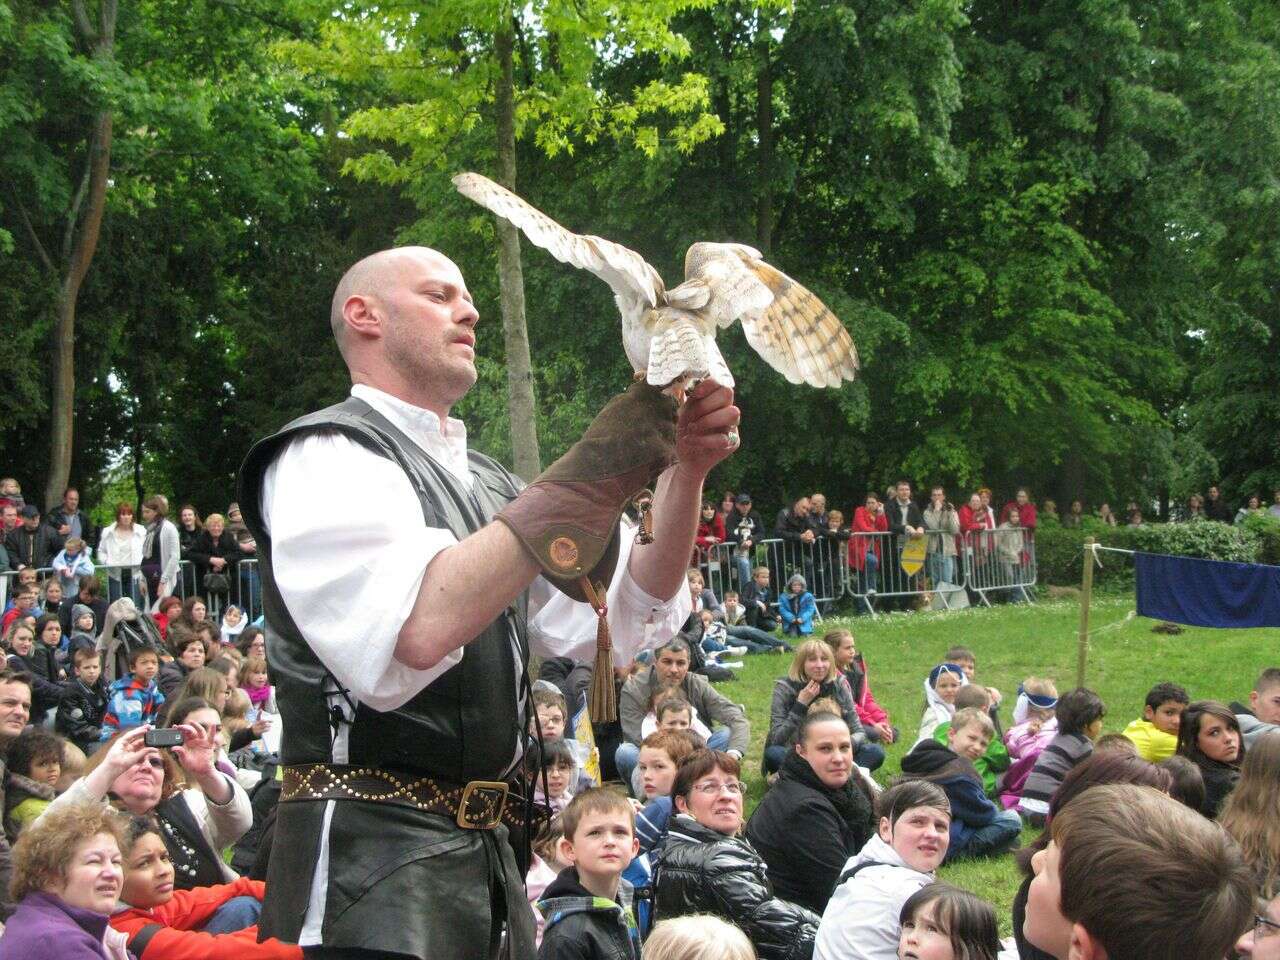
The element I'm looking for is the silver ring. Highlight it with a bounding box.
[725,427,740,448]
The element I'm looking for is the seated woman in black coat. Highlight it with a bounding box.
[746,711,875,915]
[1176,699,1245,818]
[651,749,818,960]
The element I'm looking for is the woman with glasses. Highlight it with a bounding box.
[1238,896,1280,958]
[651,749,819,960]
[34,702,251,893]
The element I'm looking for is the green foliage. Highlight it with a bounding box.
[1034,520,1260,587]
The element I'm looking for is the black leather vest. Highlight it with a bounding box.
[237,396,527,783]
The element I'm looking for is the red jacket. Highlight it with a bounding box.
[957,504,995,556]
[693,513,727,564]
[848,507,888,571]
[110,878,302,960]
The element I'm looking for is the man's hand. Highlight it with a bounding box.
[801,529,816,544]
[674,380,741,478]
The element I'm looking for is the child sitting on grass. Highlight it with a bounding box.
[944,645,1002,734]
[778,573,817,637]
[640,688,712,742]
[1122,681,1188,762]
[101,645,166,740]
[824,629,896,745]
[932,685,1010,799]
[3,729,64,837]
[915,663,966,746]
[901,708,1023,861]
[537,789,641,960]
[1017,688,1105,823]
[1000,677,1058,809]
[897,884,1001,960]
[634,730,702,852]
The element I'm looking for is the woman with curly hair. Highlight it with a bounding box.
[0,801,131,960]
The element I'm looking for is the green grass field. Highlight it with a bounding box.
[726,596,1280,934]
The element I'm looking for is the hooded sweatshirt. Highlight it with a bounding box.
[536,867,639,960]
[814,834,935,960]
[898,740,999,849]
[1230,701,1280,748]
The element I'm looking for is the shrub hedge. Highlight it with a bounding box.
[1034,520,1265,587]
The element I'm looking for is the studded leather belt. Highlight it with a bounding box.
[281,763,525,831]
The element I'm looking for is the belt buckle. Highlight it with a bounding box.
[457,780,509,830]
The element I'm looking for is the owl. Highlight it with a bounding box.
[452,172,859,399]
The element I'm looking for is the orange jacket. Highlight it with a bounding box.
[110,878,301,960]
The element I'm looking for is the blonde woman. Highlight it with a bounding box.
[764,638,880,774]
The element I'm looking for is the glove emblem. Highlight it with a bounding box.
[549,536,581,572]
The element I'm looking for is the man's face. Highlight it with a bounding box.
[64,490,79,512]
[931,488,944,505]
[896,482,911,502]
[1145,700,1185,736]
[1251,684,1280,725]
[1209,486,1220,500]
[22,514,39,530]
[810,494,826,514]
[1,506,15,528]
[948,722,991,761]
[655,649,690,687]
[0,680,31,738]
[794,497,810,516]
[1236,892,1280,960]
[377,250,480,408]
[1025,841,1075,959]
[735,500,751,515]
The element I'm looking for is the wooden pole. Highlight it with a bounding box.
[1077,537,1095,687]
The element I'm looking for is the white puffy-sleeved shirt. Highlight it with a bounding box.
[258,383,691,712]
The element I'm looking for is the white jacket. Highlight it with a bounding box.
[97,522,148,571]
[814,834,936,960]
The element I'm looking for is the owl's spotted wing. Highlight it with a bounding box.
[452,172,664,313]
[735,254,858,389]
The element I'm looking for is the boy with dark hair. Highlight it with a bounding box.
[537,788,641,960]
[56,647,109,753]
[0,586,37,633]
[902,707,1022,861]
[931,685,1011,798]
[1018,689,1105,823]
[3,728,63,837]
[1024,784,1254,960]
[1122,681,1189,762]
[1233,667,1280,747]
[101,645,165,740]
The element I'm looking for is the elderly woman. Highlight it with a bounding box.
[140,496,181,612]
[652,749,819,960]
[0,802,133,960]
[38,714,251,891]
[747,711,876,915]
[188,514,239,610]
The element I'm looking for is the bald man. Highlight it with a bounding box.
[238,247,739,959]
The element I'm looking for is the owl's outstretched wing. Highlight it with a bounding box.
[682,242,858,389]
[452,172,664,315]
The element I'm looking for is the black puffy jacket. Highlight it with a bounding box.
[651,815,818,960]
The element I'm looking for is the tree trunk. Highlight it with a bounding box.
[46,1,117,507]
[754,37,774,258]
[45,105,114,508]
[494,18,542,480]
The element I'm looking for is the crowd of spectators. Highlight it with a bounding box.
[0,472,1278,960]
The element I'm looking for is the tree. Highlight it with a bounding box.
[1,1,118,507]
[278,0,722,478]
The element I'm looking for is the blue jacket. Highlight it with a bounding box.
[899,739,999,850]
[102,673,166,738]
[778,591,817,635]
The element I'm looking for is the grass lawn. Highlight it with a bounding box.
[726,595,1280,935]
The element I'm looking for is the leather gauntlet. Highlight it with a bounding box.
[497,380,678,601]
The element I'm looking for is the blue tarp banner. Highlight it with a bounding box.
[1134,552,1280,628]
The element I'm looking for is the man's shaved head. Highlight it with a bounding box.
[330,246,480,419]
[331,247,460,354]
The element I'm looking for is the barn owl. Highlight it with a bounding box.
[452,172,859,402]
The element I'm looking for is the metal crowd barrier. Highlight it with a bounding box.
[699,535,849,611]
[959,528,1037,606]
[845,531,963,615]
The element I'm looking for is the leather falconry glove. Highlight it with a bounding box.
[497,379,677,602]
